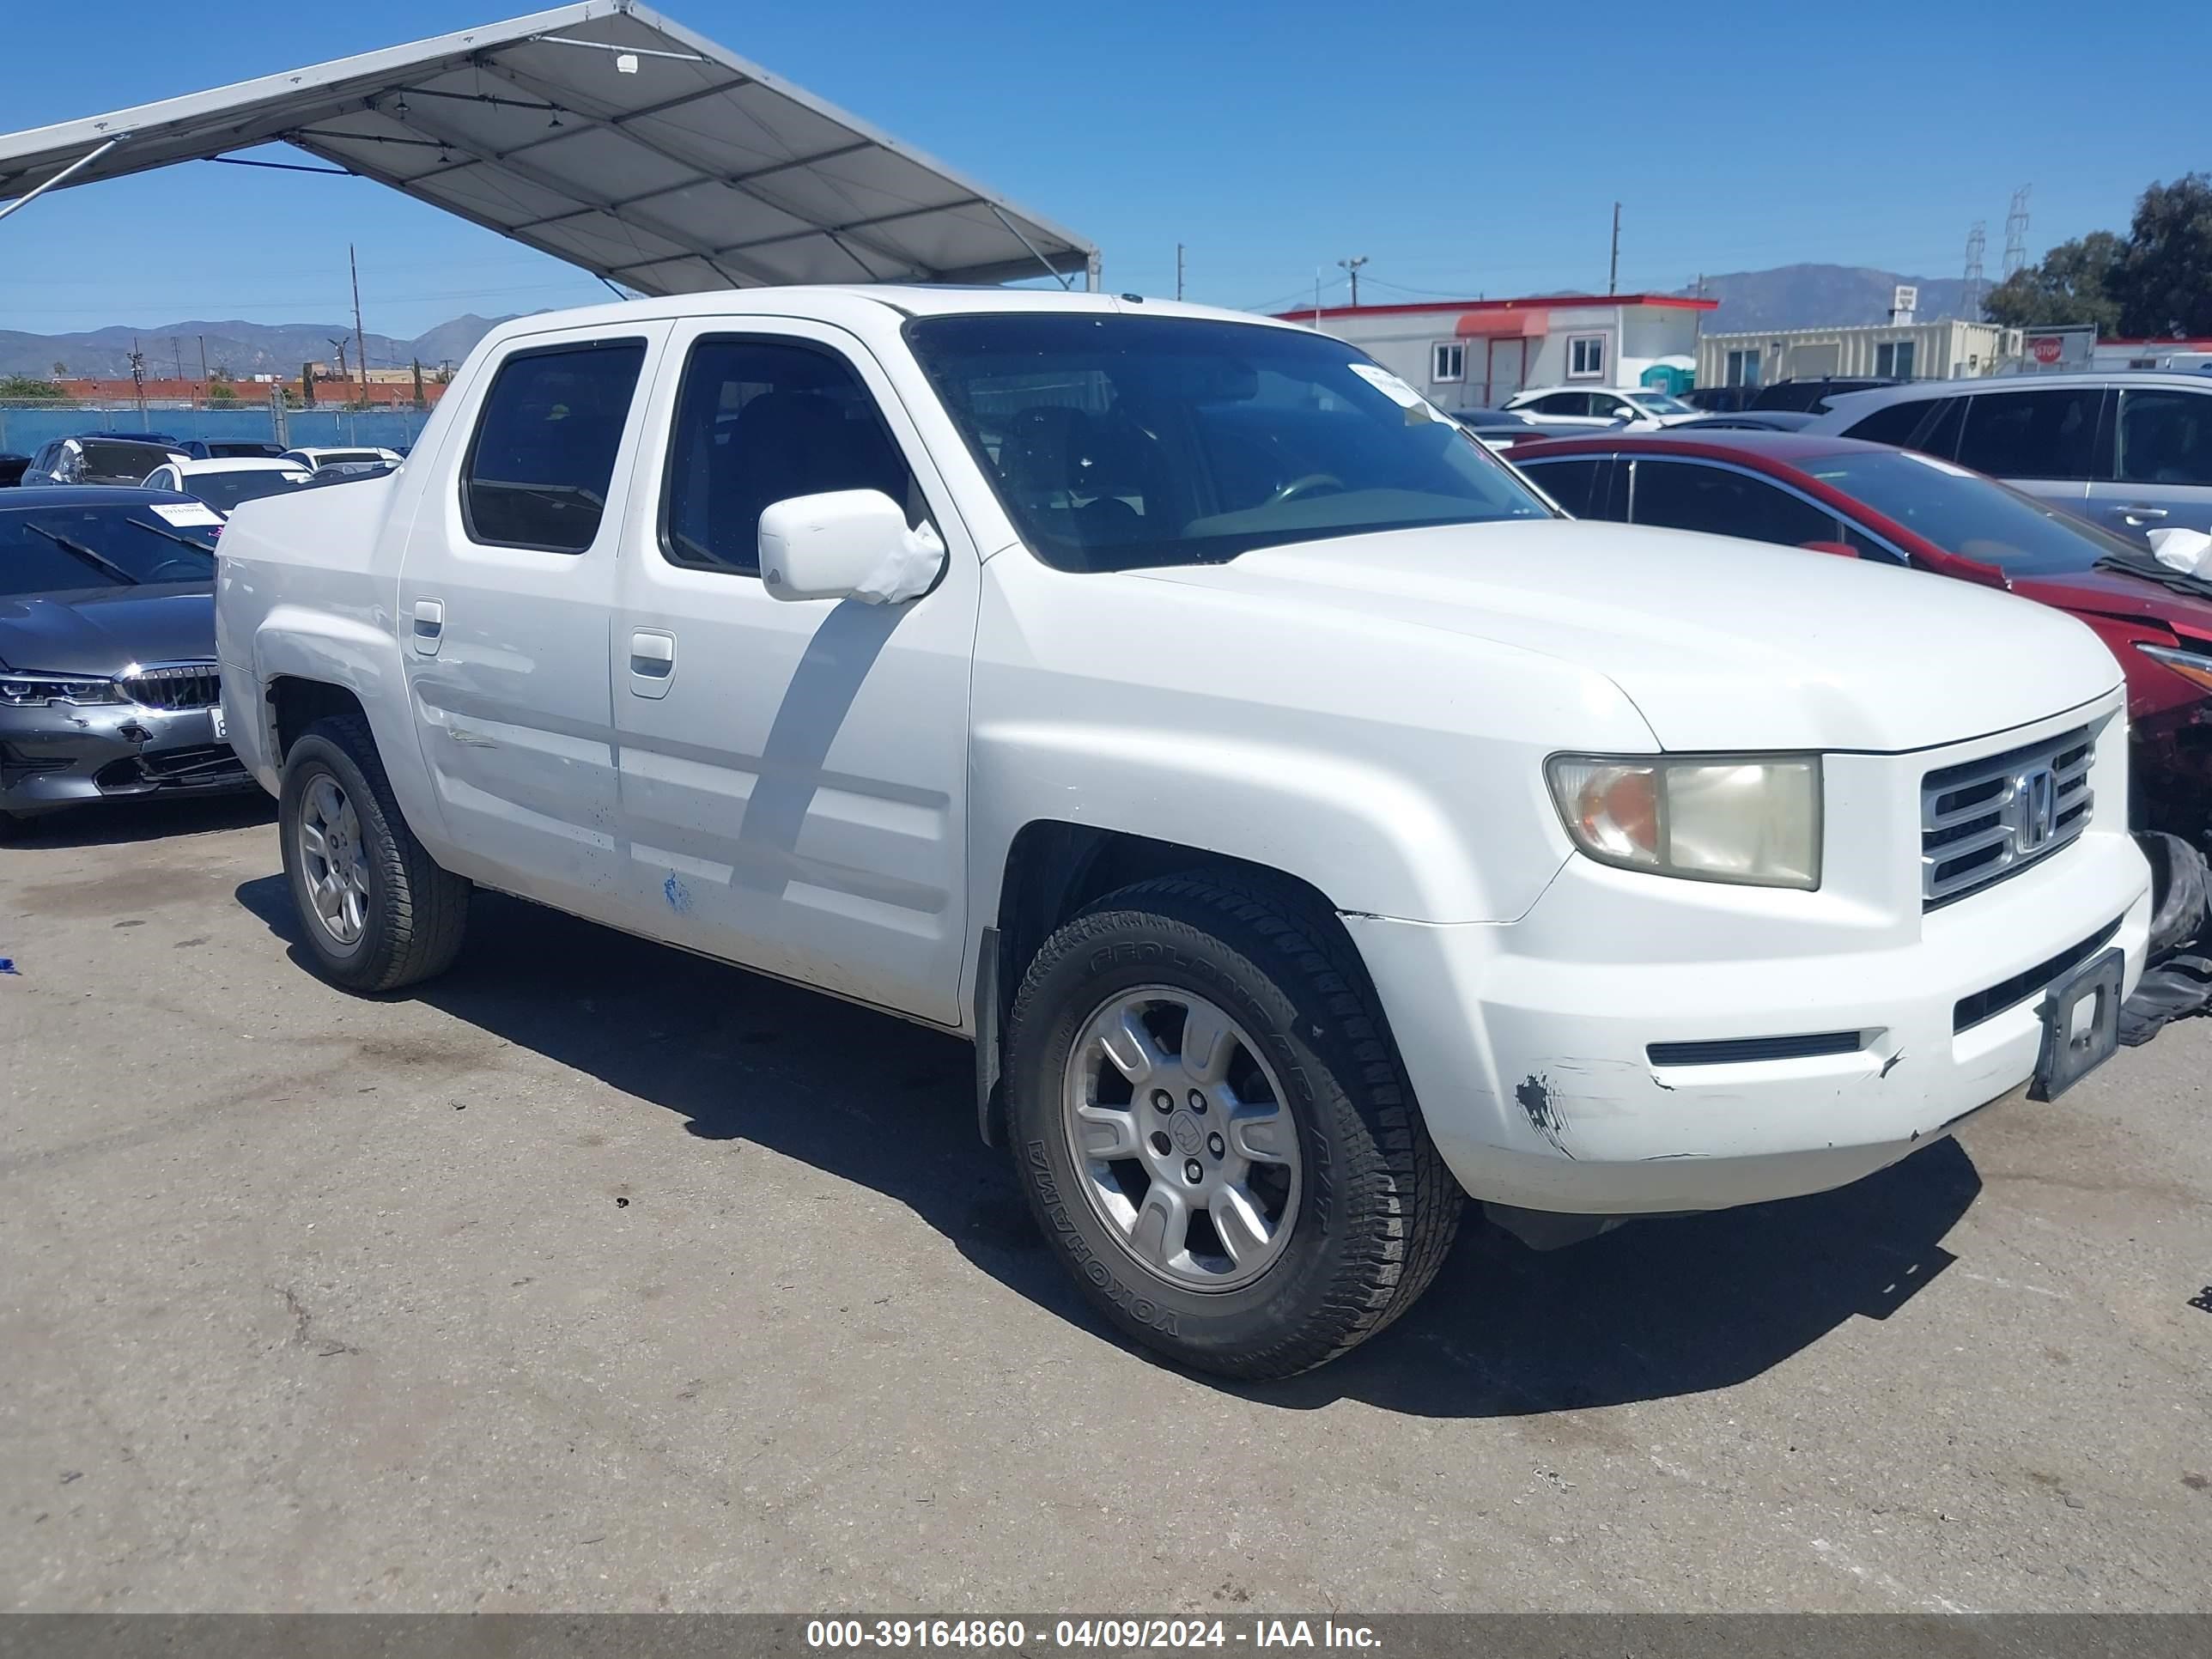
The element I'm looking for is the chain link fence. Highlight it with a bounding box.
[0,399,436,456]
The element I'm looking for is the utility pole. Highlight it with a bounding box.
[1175,243,1185,302]
[1338,254,1369,308]
[128,341,147,418]
[1607,203,1621,295]
[1963,222,1987,322]
[349,244,369,401]
[170,337,184,384]
[328,337,349,395]
[197,334,210,398]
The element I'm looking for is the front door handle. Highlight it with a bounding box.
[411,599,444,655]
[2118,504,2169,525]
[629,629,676,699]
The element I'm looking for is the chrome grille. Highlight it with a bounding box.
[118,662,220,711]
[1921,725,2094,907]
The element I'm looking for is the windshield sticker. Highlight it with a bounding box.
[149,501,222,527]
[1347,362,1444,424]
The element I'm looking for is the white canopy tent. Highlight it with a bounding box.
[0,2,1098,294]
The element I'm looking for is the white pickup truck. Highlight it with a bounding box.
[216,287,2151,1378]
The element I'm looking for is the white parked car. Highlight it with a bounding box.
[279,445,404,473]
[142,457,317,516]
[1505,386,1701,429]
[215,288,2151,1378]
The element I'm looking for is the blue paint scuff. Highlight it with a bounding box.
[0,958,16,975]
[662,875,692,915]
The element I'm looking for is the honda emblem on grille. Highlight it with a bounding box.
[2014,766,2057,851]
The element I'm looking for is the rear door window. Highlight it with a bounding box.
[1628,459,1842,546]
[1843,398,1941,448]
[461,338,647,552]
[1528,392,1591,417]
[2114,388,2212,486]
[1518,457,1607,517]
[1955,387,2100,480]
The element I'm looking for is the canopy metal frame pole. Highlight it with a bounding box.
[988,203,1073,290]
[0,134,127,226]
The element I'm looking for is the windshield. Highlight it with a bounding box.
[188,468,315,514]
[1802,449,2127,575]
[72,441,178,483]
[904,313,1553,571]
[1630,392,1692,416]
[0,503,220,596]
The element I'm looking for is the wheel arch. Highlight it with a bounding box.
[974,822,1348,1146]
[253,611,453,860]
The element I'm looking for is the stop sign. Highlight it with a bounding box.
[2032,337,2063,365]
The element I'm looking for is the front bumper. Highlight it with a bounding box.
[0,699,252,817]
[1347,825,2151,1218]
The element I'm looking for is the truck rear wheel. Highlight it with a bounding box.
[279,713,470,994]
[1005,872,1460,1378]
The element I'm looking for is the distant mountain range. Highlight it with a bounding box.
[1671,264,1976,332]
[0,313,515,380]
[0,263,1986,380]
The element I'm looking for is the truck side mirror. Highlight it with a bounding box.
[757,489,945,605]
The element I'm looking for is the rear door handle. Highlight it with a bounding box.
[411,599,444,655]
[2118,504,2169,524]
[629,629,676,699]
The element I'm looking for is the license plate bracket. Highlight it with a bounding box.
[2028,946,2124,1102]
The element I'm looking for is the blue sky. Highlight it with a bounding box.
[3,0,2201,343]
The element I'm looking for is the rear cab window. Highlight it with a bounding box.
[461,338,648,552]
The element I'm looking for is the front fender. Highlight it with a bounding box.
[970,717,1572,928]
[970,553,1656,927]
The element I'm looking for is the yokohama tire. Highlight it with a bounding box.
[279,713,470,994]
[1005,870,1461,1379]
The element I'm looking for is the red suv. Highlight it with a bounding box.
[1508,430,2212,836]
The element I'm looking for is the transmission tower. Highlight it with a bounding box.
[1963,221,1987,320]
[2002,185,2032,281]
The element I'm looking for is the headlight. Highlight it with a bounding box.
[0,672,123,707]
[1547,754,1822,890]
[2136,641,2212,696]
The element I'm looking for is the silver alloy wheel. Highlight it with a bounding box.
[1063,987,1302,1292]
[298,773,369,948]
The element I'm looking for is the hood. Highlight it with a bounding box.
[0,583,216,676]
[2013,563,2212,646]
[1133,520,2123,752]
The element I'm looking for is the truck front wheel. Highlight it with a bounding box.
[1005,872,1461,1378]
[279,714,470,994]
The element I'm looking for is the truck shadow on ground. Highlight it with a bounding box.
[237,878,1983,1419]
